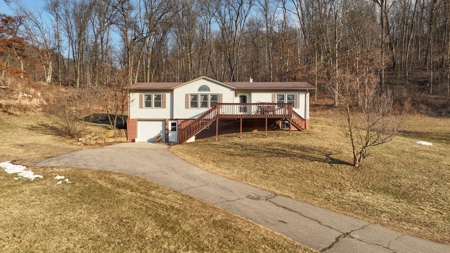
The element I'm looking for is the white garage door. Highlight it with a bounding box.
[137,121,165,142]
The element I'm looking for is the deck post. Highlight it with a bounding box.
[215,118,219,141]
[289,118,292,135]
[240,118,243,138]
[265,117,268,136]
[288,105,292,135]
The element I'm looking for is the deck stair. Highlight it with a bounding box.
[290,110,306,130]
[178,106,217,144]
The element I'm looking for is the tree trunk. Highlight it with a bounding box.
[427,0,439,95]
[45,60,52,83]
[314,50,318,101]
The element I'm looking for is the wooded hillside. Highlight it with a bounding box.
[1,0,449,114]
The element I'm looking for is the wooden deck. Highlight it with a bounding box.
[178,103,306,143]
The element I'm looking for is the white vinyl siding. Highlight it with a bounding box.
[173,79,233,118]
[130,92,171,119]
[251,92,307,119]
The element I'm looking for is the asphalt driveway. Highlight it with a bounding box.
[34,143,450,253]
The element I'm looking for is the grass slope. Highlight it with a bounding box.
[0,168,312,252]
[170,112,450,244]
[0,114,92,164]
[0,113,314,252]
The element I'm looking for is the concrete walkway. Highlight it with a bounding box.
[34,143,450,253]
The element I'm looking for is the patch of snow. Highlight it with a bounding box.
[54,175,65,180]
[416,141,433,146]
[0,161,43,181]
[55,175,71,184]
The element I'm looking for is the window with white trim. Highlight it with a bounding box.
[189,94,219,108]
[210,94,218,107]
[200,94,208,108]
[276,94,285,104]
[286,94,295,106]
[144,94,162,108]
[276,93,296,106]
[190,94,198,108]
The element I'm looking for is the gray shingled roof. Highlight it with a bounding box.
[127,76,316,91]
[225,81,315,90]
[127,82,182,91]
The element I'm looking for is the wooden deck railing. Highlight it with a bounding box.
[178,103,306,143]
[178,106,217,144]
[217,103,292,118]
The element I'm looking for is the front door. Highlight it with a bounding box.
[239,95,248,113]
[169,121,178,142]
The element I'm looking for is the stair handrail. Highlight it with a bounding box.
[290,110,306,130]
[178,105,218,143]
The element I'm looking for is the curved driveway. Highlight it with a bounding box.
[34,143,449,253]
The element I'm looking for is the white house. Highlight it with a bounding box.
[126,76,315,143]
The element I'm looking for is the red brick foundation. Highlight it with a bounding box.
[305,119,310,129]
[127,118,137,142]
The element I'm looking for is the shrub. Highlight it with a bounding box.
[45,89,93,138]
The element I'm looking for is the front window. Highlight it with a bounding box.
[210,94,218,107]
[200,94,209,108]
[144,95,152,107]
[190,94,198,108]
[287,94,295,106]
[144,94,162,108]
[189,94,219,108]
[154,94,162,108]
[277,94,285,104]
[277,93,295,106]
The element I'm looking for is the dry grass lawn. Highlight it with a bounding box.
[0,112,314,252]
[170,111,450,244]
[0,113,100,164]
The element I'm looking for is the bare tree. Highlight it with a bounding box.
[425,0,441,95]
[213,0,254,81]
[446,0,450,95]
[256,0,277,81]
[17,7,54,83]
[372,0,391,90]
[337,67,402,167]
